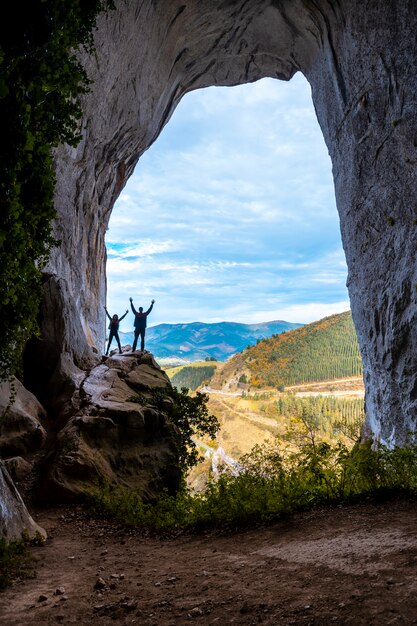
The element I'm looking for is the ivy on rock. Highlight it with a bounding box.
[0,0,113,381]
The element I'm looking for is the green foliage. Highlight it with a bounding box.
[238,311,363,388]
[170,365,216,391]
[267,394,365,441]
[129,386,219,474]
[0,0,113,380]
[0,533,39,588]
[169,387,219,470]
[89,485,195,532]
[90,410,417,533]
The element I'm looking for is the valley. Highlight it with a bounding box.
[164,312,366,490]
[187,377,365,490]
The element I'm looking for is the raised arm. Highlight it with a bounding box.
[145,299,155,315]
[104,307,112,321]
[119,310,128,322]
[129,297,137,315]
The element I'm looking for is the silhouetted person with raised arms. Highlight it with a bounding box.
[130,297,155,352]
[104,307,128,355]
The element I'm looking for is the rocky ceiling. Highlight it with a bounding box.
[37,0,417,445]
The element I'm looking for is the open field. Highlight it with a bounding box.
[286,376,364,395]
[187,376,365,490]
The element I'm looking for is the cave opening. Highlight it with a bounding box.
[105,73,348,350]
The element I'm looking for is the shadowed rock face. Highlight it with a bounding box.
[39,352,181,503]
[0,461,46,542]
[41,0,417,444]
[0,352,181,538]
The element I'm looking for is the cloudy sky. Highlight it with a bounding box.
[106,72,350,332]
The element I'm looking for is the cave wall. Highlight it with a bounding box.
[48,0,417,444]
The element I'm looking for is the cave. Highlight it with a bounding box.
[29,0,417,445]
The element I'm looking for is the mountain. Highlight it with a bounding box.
[211,311,363,389]
[118,319,302,362]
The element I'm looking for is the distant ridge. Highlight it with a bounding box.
[118,319,302,362]
[212,311,362,388]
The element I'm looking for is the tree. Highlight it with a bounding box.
[130,386,219,479]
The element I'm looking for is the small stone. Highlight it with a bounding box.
[94,577,107,590]
[100,549,108,556]
[240,602,252,614]
[188,607,204,618]
[59,596,68,602]
[38,594,48,602]
[120,599,138,611]
[54,587,65,596]
[154,582,161,587]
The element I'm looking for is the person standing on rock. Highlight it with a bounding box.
[105,307,128,355]
[130,297,155,352]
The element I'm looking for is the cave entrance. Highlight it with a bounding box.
[105,73,348,344]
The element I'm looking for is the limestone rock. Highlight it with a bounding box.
[0,461,46,542]
[3,456,33,483]
[40,353,180,502]
[0,379,47,457]
[15,0,413,446]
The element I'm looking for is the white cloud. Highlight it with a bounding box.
[106,75,346,329]
[107,240,180,258]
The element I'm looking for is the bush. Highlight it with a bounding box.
[129,386,219,475]
[0,532,40,588]
[90,420,417,534]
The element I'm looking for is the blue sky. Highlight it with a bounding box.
[106,73,349,332]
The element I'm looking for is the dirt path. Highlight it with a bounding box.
[286,377,364,394]
[215,397,279,429]
[1,499,417,625]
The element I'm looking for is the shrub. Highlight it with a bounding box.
[129,386,219,475]
[0,531,41,588]
[90,422,417,534]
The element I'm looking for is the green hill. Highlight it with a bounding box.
[169,362,219,391]
[215,311,363,389]
[119,319,301,361]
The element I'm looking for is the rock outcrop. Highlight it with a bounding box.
[0,461,46,542]
[19,1,417,445]
[0,380,48,540]
[0,379,47,458]
[0,351,181,538]
[39,352,181,502]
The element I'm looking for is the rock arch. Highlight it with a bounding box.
[34,0,417,445]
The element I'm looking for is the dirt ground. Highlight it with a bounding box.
[2,498,417,625]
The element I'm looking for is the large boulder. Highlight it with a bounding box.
[0,461,46,542]
[40,352,181,502]
[0,379,47,457]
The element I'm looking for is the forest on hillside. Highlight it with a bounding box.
[170,365,217,391]
[240,311,363,388]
